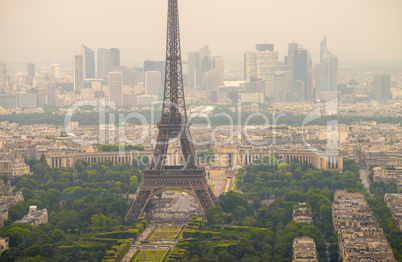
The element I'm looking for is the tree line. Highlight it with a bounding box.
[0,158,143,261]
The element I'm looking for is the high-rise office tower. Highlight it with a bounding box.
[256,43,274,52]
[186,46,221,91]
[27,63,35,85]
[288,43,313,101]
[82,45,95,79]
[199,46,212,90]
[315,37,338,94]
[212,56,224,86]
[51,64,60,78]
[374,74,391,101]
[128,67,144,88]
[205,57,225,93]
[144,61,165,86]
[109,48,120,67]
[97,48,110,80]
[274,71,292,102]
[97,48,121,80]
[112,66,130,86]
[187,52,199,89]
[145,71,161,96]
[199,46,211,73]
[284,42,299,69]
[320,37,328,61]
[205,69,220,92]
[73,55,84,92]
[244,44,278,83]
[109,72,123,106]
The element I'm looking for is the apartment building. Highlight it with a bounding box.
[292,237,318,262]
[384,193,402,231]
[332,190,396,261]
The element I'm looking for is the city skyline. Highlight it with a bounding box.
[0,0,401,260]
[1,0,401,64]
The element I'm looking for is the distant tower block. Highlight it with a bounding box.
[145,71,161,96]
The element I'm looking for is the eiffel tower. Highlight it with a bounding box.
[125,0,218,220]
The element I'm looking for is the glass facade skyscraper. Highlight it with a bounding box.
[374,74,391,101]
[287,43,313,101]
[244,44,278,83]
[97,48,109,80]
[73,55,84,92]
[97,48,121,80]
[315,37,338,93]
[109,48,120,67]
[82,45,95,79]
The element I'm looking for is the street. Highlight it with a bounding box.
[359,169,371,193]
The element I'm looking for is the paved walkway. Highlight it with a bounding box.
[121,225,155,262]
[359,169,372,196]
[223,178,232,193]
[121,246,138,262]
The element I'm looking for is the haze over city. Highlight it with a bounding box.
[0,0,401,261]
[1,0,402,64]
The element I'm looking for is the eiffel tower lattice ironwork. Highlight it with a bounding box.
[125,0,218,220]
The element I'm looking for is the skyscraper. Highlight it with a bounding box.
[244,44,278,83]
[320,37,328,61]
[187,52,199,89]
[256,43,274,52]
[73,55,84,93]
[145,71,161,96]
[205,57,225,93]
[97,48,121,80]
[144,61,165,86]
[109,72,123,106]
[27,63,35,85]
[288,43,313,101]
[212,56,224,86]
[199,46,211,73]
[128,67,144,88]
[199,46,212,90]
[112,66,130,86]
[82,45,95,79]
[274,71,292,102]
[97,48,110,80]
[186,46,221,91]
[109,48,120,67]
[315,37,338,94]
[374,74,391,101]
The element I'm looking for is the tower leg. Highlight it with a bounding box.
[125,171,218,220]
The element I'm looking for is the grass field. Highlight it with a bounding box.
[147,226,182,242]
[134,250,167,262]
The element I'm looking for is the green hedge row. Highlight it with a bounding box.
[94,229,139,239]
[101,239,131,262]
[56,242,107,256]
[98,219,149,261]
[182,230,222,240]
[129,250,140,262]
[165,248,187,262]
[223,225,267,232]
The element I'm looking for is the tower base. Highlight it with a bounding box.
[125,169,218,220]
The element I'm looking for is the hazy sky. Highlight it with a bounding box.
[1,0,401,66]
